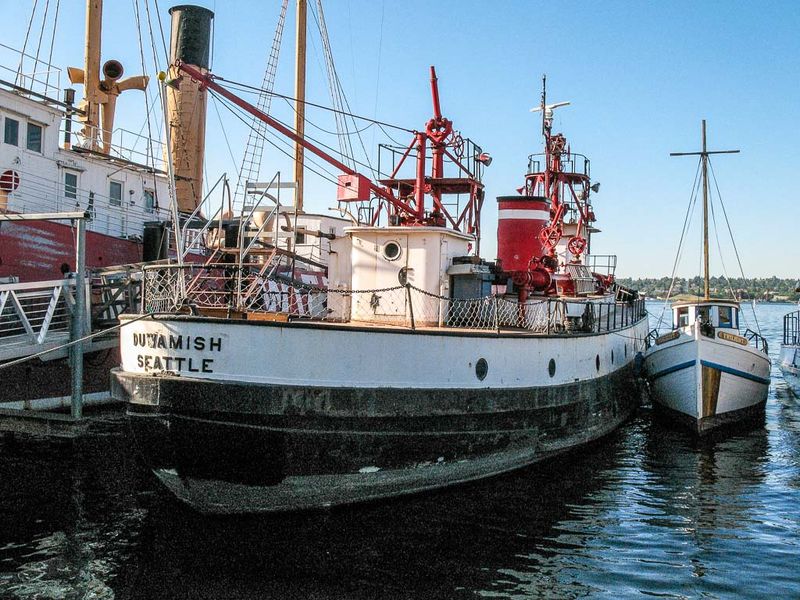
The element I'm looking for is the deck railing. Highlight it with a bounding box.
[783,310,800,346]
[0,278,86,362]
[141,264,647,335]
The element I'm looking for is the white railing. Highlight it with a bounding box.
[61,124,167,172]
[3,166,171,239]
[0,42,62,99]
[0,278,88,362]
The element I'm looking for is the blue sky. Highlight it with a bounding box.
[5,0,799,277]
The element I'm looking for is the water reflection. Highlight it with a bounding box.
[0,306,799,599]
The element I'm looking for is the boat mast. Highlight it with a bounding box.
[670,120,739,301]
[702,121,710,299]
[293,0,307,212]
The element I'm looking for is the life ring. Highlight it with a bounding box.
[0,170,20,192]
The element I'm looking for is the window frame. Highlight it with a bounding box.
[143,189,155,213]
[4,117,19,146]
[109,180,123,206]
[26,122,43,153]
[64,171,79,202]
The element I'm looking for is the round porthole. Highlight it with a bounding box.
[475,358,488,381]
[383,241,402,261]
[548,358,556,378]
[595,354,600,372]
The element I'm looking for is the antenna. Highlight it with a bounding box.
[530,75,570,133]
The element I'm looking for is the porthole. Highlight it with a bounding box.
[625,345,628,359]
[548,358,556,378]
[475,358,488,381]
[383,241,402,261]
[595,354,600,372]
[611,350,615,364]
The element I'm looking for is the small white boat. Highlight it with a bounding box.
[780,309,800,395]
[645,300,770,433]
[644,121,770,434]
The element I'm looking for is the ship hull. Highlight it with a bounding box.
[779,343,799,396]
[644,331,770,435]
[113,315,649,514]
[0,219,142,282]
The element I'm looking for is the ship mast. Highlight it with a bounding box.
[293,0,307,212]
[670,120,739,300]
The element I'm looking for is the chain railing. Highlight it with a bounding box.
[141,264,647,334]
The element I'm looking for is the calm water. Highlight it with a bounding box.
[1,303,798,599]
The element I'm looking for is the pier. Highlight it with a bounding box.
[0,212,139,437]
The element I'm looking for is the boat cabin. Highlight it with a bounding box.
[672,299,740,330]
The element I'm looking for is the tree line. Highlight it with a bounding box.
[616,276,800,301]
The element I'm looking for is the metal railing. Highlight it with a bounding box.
[744,328,769,355]
[141,264,647,335]
[527,152,590,178]
[61,124,167,171]
[586,254,617,277]
[0,277,86,362]
[0,42,62,99]
[2,166,172,240]
[784,310,800,346]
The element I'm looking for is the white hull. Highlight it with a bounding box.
[779,343,800,395]
[644,325,770,434]
[119,316,651,390]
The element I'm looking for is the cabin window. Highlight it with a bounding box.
[677,307,689,327]
[295,231,306,244]
[64,172,78,201]
[698,306,711,324]
[383,241,402,261]
[4,117,19,146]
[143,189,155,213]
[109,181,122,206]
[87,192,96,220]
[26,123,42,153]
[719,306,733,328]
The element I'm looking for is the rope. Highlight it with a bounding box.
[0,311,158,372]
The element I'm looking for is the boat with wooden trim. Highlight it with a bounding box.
[643,122,770,434]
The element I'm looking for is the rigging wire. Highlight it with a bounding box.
[132,0,157,173]
[210,88,393,179]
[708,158,762,335]
[16,0,39,86]
[213,89,351,191]
[32,0,50,76]
[209,93,241,177]
[313,0,376,176]
[220,78,414,133]
[656,158,702,331]
[44,0,59,90]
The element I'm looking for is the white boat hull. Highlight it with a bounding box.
[644,327,770,434]
[779,343,800,395]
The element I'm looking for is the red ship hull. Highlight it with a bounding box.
[0,219,142,282]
